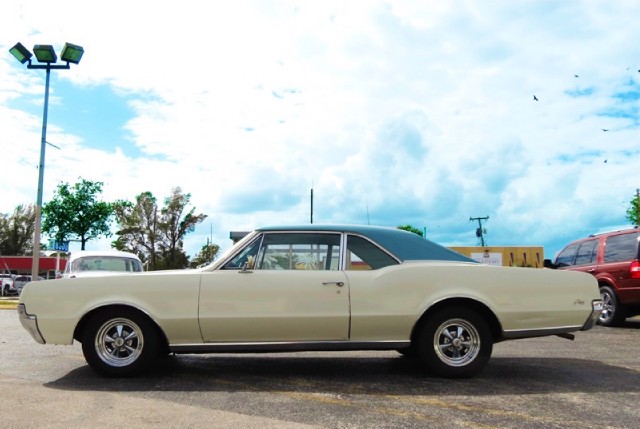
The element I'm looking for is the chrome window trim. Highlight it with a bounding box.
[214,228,403,272]
[256,231,343,271]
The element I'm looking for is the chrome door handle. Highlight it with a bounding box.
[322,281,344,287]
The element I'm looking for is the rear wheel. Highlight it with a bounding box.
[417,307,492,378]
[81,308,159,377]
[599,286,625,327]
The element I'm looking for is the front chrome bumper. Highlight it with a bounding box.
[581,300,604,331]
[17,304,45,344]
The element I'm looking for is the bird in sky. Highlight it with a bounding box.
[602,128,609,132]
[533,95,539,101]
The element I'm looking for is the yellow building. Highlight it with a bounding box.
[449,246,545,268]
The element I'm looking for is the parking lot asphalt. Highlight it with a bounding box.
[2,305,640,428]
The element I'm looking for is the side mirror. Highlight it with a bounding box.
[543,259,556,269]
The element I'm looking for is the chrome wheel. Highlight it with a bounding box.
[433,318,481,367]
[94,317,144,367]
[82,309,160,377]
[600,290,615,324]
[598,286,625,326]
[418,307,492,378]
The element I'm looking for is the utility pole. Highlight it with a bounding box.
[470,216,489,246]
[310,187,314,224]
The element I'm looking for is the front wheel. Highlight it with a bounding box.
[81,308,159,377]
[417,307,492,378]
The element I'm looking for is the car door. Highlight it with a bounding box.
[198,232,349,342]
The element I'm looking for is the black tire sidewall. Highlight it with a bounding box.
[417,306,492,378]
[81,308,159,377]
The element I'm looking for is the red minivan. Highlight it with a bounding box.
[552,227,640,326]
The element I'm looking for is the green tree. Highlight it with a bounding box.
[189,242,221,268]
[397,225,424,237]
[112,192,160,269]
[42,179,114,250]
[158,188,208,269]
[627,192,639,226]
[0,204,36,255]
[113,188,208,270]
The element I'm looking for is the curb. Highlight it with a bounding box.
[0,297,19,310]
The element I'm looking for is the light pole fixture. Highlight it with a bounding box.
[9,42,84,281]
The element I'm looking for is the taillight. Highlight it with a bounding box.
[631,260,640,279]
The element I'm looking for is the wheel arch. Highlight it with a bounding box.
[597,278,616,289]
[73,304,169,350]
[410,298,503,345]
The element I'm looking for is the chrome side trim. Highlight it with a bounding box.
[501,326,583,340]
[17,304,45,344]
[169,340,410,354]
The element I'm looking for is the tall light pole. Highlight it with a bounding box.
[9,42,84,280]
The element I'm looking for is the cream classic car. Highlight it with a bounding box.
[18,225,603,378]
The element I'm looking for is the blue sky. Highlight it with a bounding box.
[1,0,639,260]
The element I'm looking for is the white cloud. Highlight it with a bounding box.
[1,0,638,259]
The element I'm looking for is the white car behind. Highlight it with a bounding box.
[14,275,44,294]
[62,250,143,278]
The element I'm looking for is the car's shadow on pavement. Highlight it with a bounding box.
[618,318,640,329]
[45,352,640,396]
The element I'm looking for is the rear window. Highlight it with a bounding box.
[603,232,640,263]
[346,234,398,270]
[70,256,143,273]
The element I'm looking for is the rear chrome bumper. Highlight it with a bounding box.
[581,300,604,331]
[17,304,45,344]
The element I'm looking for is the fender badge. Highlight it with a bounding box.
[573,299,585,306]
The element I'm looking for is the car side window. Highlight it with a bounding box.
[221,237,263,270]
[604,232,640,263]
[346,235,398,270]
[555,242,579,267]
[257,233,341,270]
[574,239,598,266]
